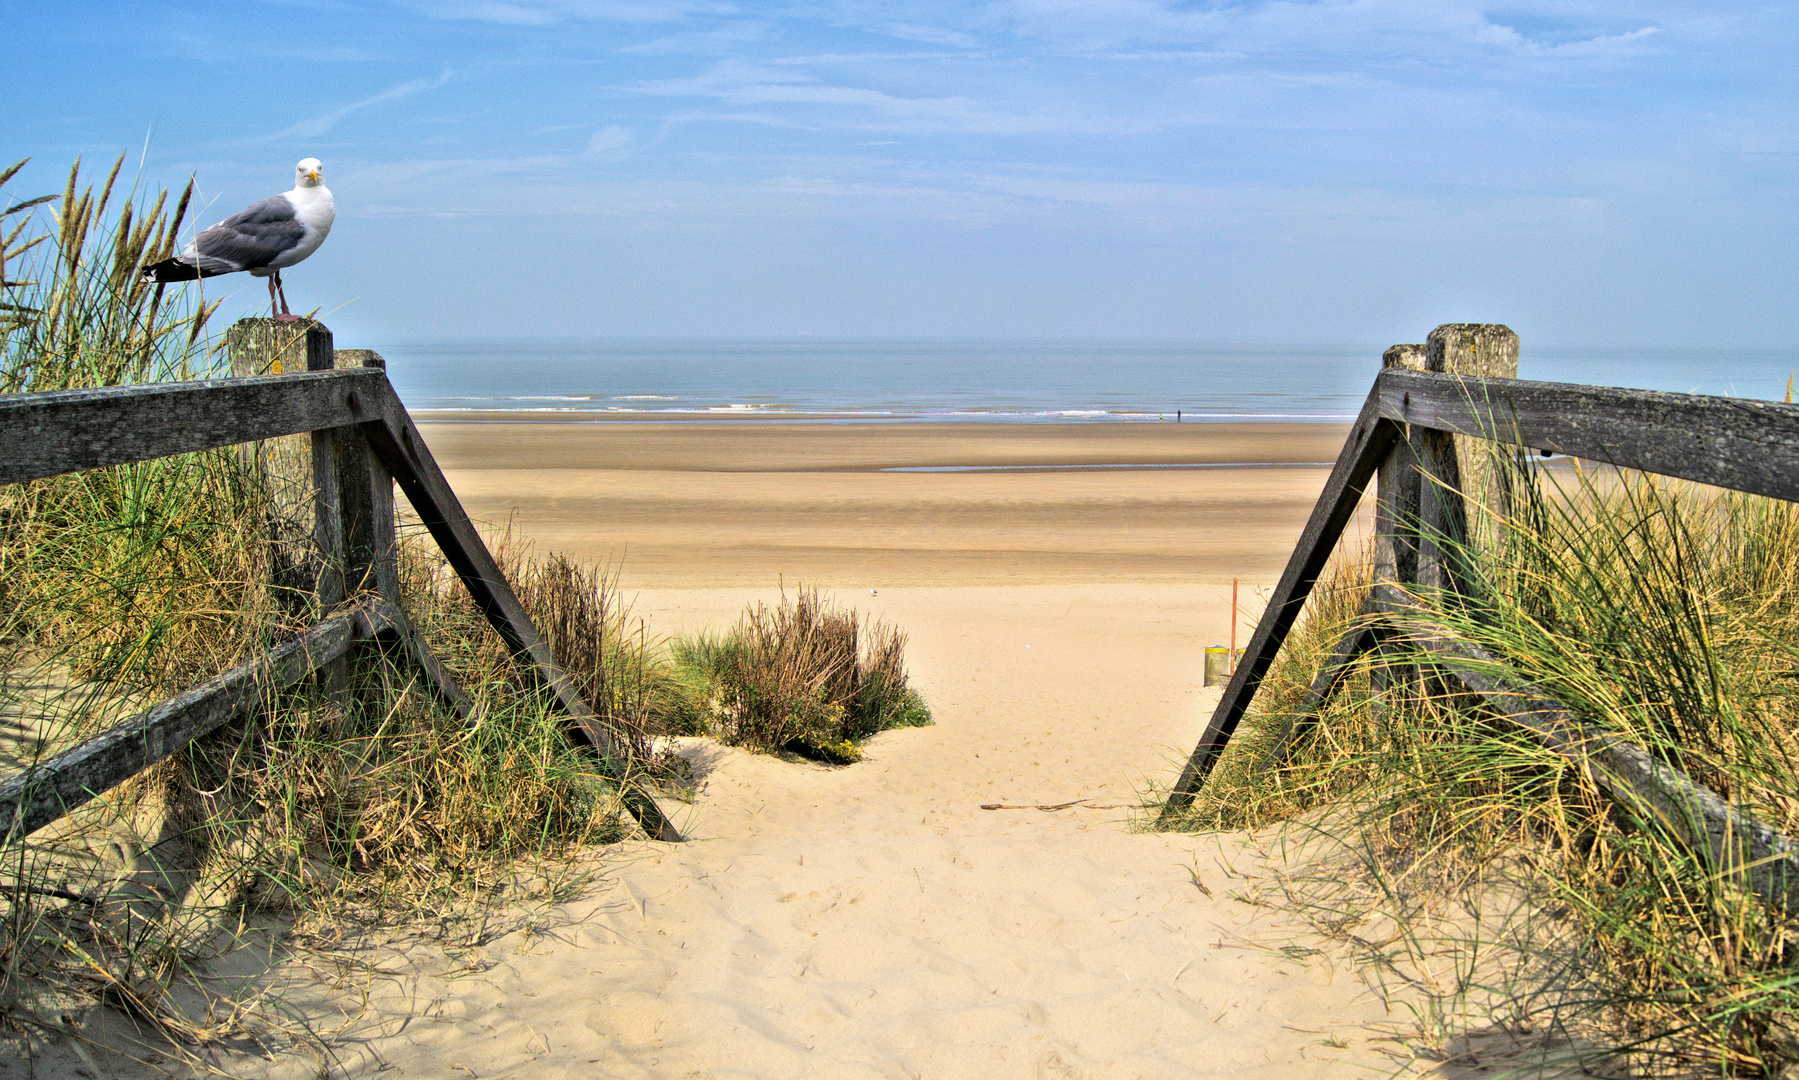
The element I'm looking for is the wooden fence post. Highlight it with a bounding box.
[225,319,334,378]
[1373,344,1427,712]
[329,349,398,602]
[1374,344,1427,588]
[227,319,341,615]
[1416,323,1519,600]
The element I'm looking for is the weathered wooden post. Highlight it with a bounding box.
[1372,344,1426,712]
[225,318,334,378]
[328,349,399,603]
[1373,343,1426,590]
[228,321,403,700]
[1415,323,1519,600]
[227,319,341,612]
[225,325,398,606]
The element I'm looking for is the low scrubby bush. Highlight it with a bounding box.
[670,588,930,763]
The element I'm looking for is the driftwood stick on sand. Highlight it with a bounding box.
[979,800,1152,811]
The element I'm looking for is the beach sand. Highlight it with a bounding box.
[413,418,1352,588]
[113,421,1427,1078]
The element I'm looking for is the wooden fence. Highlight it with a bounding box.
[0,318,681,845]
[1158,322,1799,909]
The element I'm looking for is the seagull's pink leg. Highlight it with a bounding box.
[267,274,283,316]
[274,271,291,317]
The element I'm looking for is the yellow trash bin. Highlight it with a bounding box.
[1204,647,1231,687]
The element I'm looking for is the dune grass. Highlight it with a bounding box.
[0,157,932,1059]
[0,157,655,1053]
[1167,454,1799,1075]
[667,587,932,764]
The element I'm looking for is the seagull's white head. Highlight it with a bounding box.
[295,158,324,188]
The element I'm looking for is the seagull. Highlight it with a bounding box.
[143,158,335,318]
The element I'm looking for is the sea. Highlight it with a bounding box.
[378,340,1799,423]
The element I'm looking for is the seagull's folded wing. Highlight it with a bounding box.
[188,195,307,273]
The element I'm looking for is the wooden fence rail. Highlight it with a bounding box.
[1159,323,1799,909]
[0,318,680,844]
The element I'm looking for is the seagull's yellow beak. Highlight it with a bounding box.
[305,169,321,183]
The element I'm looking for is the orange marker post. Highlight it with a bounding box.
[1229,578,1239,675]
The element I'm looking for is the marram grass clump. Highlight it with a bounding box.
[0,157,656,1056]
[669,587,931,763]
[1165,458,1799,1076]
[0,155,935,1061]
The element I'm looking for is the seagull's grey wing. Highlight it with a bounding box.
[186,195,307,273]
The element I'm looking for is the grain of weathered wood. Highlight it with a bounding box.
[328,422,395,597]
[1373,345,1426,588]
[0,605,398,844]
[1159,387,1402,819]
[1413,325,1518,600]
[1375,584,1799,911]
[1377,370,1799,503]
[1427,324,1519,564]
[333,349,384,371]
[329,349,397,601]
[226,318,333,378]
[0,368,381,487]
[228,320,343,613]
[1372,345,1427,712]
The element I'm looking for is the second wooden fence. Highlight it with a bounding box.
[1158,322,1799,909]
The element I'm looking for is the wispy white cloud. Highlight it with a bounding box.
[397,0,720,26]
[334,149,1619,254]
[631,60,1167,136]
[1476,22,1662,55]
[586,125,635,154]
[880,22,980,48]
[859,0,1670,65]
[268,70,454,141]
[763,51,980,65]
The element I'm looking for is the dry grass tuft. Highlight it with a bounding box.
[671,587,931,763]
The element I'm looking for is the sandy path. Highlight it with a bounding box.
[77,422,1417,1078]
[301,584,1412,1079]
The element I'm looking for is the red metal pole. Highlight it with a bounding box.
[1230,578,1238,674]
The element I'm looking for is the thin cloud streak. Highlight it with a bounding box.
[8,0,1787,344]
[268,70,455,141]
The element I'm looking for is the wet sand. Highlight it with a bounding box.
[412,419,1353,588]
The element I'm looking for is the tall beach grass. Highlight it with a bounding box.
[0,156,931,1061]
[1168,453,1799,1075]
[0,158,655,1055]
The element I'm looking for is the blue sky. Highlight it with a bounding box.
[5,1,1795,349]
